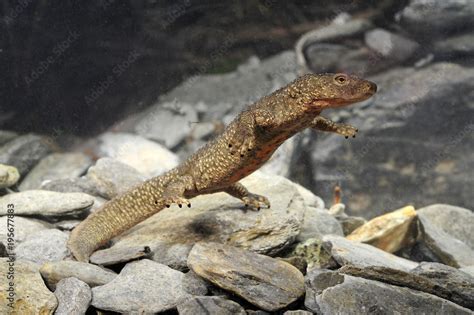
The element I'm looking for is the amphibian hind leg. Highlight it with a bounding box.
[162,175,194,208]
[222,182,270,210]
[311,116,358,138]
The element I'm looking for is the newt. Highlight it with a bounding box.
[68,73,377,262]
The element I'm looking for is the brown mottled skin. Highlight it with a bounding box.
[68,73,377,262]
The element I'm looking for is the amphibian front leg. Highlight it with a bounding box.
[222,182,270,210]
[311,116,358,138]
[162,175,194,208]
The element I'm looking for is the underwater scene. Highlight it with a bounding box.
[1,1,473,314]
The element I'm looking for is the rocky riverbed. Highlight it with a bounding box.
[1,0,474,314]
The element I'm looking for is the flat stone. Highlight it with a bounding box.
[297,207,343,242]
[95,132,179,177]
[188,242,305,312]
[0,190,94,218]
[92,259,191,313]
[347,205,417,253]
[0,164,20,188]
[41,177,100,196]
[340,264,474,309]
[322,235,418,271]
[337,215,367,236]
[417,213,474,267]
[365,28,419,62]
[90,245,152,266]
[0,134,55,175]
[461,266,474,277]
[85,157,145,199]
[16,229,69,265]
[177,296,246,315]
[19,153,92,191]
[284,311,313,315]
[0,130,17,145]
[0,258,57,314]
[0,216,51,244]
[40,260,117,290]
[291,238,333,270]
[434,33,474,56]
[181,270,209,296]
[304,269,472,314]
[54,277,91,315]
[417,204,474,249]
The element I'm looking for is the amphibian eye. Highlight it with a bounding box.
[334,74,348,85]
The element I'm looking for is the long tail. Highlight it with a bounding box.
[68,175,169,262]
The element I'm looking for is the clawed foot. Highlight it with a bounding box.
[163,196,191,208]
[242,194,271,211]
[228,129,255,157]
[337,124,358,139]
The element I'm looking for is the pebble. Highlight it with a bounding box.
[19,152,92,191]
[0,190,94,218]
[96,132,179,177]
[0,164,20,188]
[16,229,69,265]
[0,258,57,314]
[0,216,52,244]
[90,245,153,266]
[92,259,191,313]
[177,296,246,315]
[297,206,343,242]
[54,277,92,315]
[188,242,305,312]
[364,28,419,62]
[40,260,117,290]
[85,157,145,199]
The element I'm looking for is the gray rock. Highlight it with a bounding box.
[259,135,296,178]
[108,171,305,269]
[398,0,474,37]
[177,296,246,315]
[0,258,57,314]
[54,277,91,315]
[322,235,418,271]
[95,132,179,177]
[297,207,343,242]
[304,269,472,314]
[0,190,94,218]
[92,259,191,313]
[417,204,474,249]
[461,266,474,277]
[40,176,100,195]
[54,219,82,231]
[16,229,69,265]
[340,264,474,309]
[284,311,313,315]
[0,242,6,257]
[0,164,20,188]
[40,260,117,290]
[182,270,209,296]
[417,213,474,267]
[0,130,17,145]
[434,33,474,57]
[337,215,367,236]
[304,43,352,73]
[85,157,145,199]
[307,62,474,218]
[19,153,92,191]
[411,262,474,309]
[90,245,152,266]
[0,216,51,244]
[188,242,305,312]
[364,28,419,62]
[0,134,55,175]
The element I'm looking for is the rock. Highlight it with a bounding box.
[95,132,179,177]
[284,311,313,315]
[0,190,94,218]
[322,235,418,271]
[54,277,91,315]
[411,262,474,309]
[85,157,145,199]
[417,213,474,267]
[16,229,69,265]
[0,134,55,175]
[328,203,346,216]
[297,207,343,242]
[108,171,305,269]
[177,296,246,315]
[291,180,325,209]
[398,0,474,38]
[259,135,297,178]
[0,242,6,257]
[0,164,20,188]
[90,245,152,266]
[308,62,474,217]
[182,270,209,296]
[188,242,305,312]
[40,260,117,290]
[434,33,474,57]
[364,28,419,62]
[417,204,474,249]
[0,130,17,145]
[337,215,367,236]
[304,268,472,314]
[291,238,333,270]
[19,153,92,191]
[461,266,474,277]
[304,43,352,73]
[346,205,417,253]
[0,258,57,314]
[54,219,82,231]
[340,264,474,309]
[0,216,51,244]
[92,259,191,313]
[40,176,100,196]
